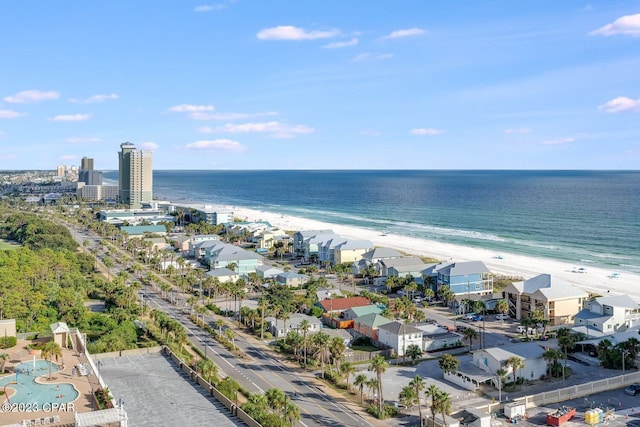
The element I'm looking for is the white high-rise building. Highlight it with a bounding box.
[118,142,153,209]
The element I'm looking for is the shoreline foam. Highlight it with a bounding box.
[222,204,640,302]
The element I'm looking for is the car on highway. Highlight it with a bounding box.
[625,383,640,396]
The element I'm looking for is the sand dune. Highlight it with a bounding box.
[230,205,640,302]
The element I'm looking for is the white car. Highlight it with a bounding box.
[495,313,510,320]
[462,313,476,320]
[412,297,423,304]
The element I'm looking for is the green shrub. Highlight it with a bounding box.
[0,336,17,349]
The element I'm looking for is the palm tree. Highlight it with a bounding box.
[312,332,331,378]
[399,385,418,413]
[341,362,356,390]
[542,349,562,380]
[215,319,225,336]
[505,356,525,384]
[435,390,452,426]
[41,341,62,380]
[299,319,311,367]
[224,329,237,351]
[258,297,268,340]
[496,299,509,323]
[438,354,460,377]
[426,384,441,427]
[409,375,426,426]
[197,359,219,383]
[462,327,478,351]
[369,355,388,414]
[365,378,379,403]
[354,373,367,403]
[329,336,346,374]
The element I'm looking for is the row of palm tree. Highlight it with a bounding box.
[398,375,452,427]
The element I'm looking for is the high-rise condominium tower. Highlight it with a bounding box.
[118,142,153,209]
[78,156,102,185]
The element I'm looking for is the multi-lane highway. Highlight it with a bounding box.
[64,221,374,427]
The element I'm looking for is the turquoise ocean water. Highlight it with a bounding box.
[103,170,640,274]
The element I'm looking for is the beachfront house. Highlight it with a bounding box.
[377,321,423,357]
[293,230,337,262]
[378,256,429,278]
[504,274,589,325]
[422,261,493,298]
[333,239,375,265]
[574,295,640,335]
[184,205,233,226]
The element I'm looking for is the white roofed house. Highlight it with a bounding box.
[204,241,263,277]
[355,247,404,274]
[255,265,284,280]
[296,230,339,262]
[379,256,429,279]
[265,313,322,339]
[293,229,334,258]
[574,295,640,336]
[472,342,547,383]
[377,321,423,357]
[205,267,239,283]
[504,274,589,325]
[333,239,374,265]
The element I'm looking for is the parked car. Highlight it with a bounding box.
[462,313,476,320]
[496,313,510,320]
[516,325,526,333]
[470,315,484,322]
[413,297,423,304]
[625,383,640,396]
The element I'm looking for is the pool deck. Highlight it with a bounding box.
[1,340,96,426]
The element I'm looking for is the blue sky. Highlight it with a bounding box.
[1,1,639,170]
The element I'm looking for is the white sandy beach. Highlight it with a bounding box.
[227,205,640,302]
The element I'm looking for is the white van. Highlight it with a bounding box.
[516,325,526,333]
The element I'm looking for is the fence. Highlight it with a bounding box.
[344,348,394,363]
[162,346,260,426]
[480,370,640,413]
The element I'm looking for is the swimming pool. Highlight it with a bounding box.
[0,360,79,405]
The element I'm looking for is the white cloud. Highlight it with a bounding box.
[168,104,215,113]
[48,114,91,122]
[382,28,427,40]
[541,137,575,145]
[351,52,394,62]
[67,137,101,144]
[359,129,382,137]
[185,139,245,151]
[140,142,158,150]
[0,109,25,119]
[598,96,640,113]
[323,38,359,49]
[504,128,532,134]
[410,128,444,136]
[218,121,314,138]
[4,90,60,103]
[194,0,235,12]
[590,13,640,37]
[71,93,119,104]
[257,26,340,41]
[189,111,278,121]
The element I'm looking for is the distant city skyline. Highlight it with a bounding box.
[0,1,638,170]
